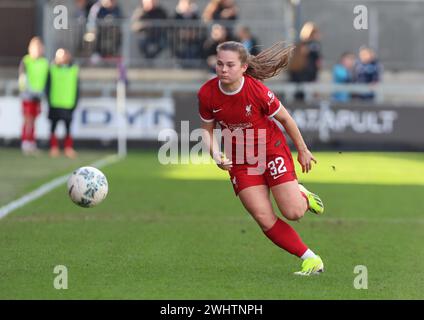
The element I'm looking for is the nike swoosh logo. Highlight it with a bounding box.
[212,109,222,113]
[273,173,286,180]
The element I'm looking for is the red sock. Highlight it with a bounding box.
[22,123,29,142]
[21,124,26,142]
[50,134,58,148]
[64,135,73,149]
[29,123,35,142]
[264,218,308,257]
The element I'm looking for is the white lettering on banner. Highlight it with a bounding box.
[288,108,398,141]
[0,97,174,140]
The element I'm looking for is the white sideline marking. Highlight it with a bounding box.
[0,154,121,220]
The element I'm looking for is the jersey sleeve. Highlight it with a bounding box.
[197,90,215,123]
[255,81,282,117]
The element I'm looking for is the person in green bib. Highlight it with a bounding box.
[45,48,80,159]
[18,37,49,155]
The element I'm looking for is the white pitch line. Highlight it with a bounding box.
[0,154,121,220]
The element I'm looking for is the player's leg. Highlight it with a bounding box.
[64,118,77,159]
[27,99,41,153]
[26,115,39,154]
[49,118,60,158]
[271,180,324,217]
[270,180,307,221]
[266,149,324,215]
[27,115,37,152]
[21,116,33,155]
[238,185,311,259]
[21,101,32,155]
[238,185,277,230]
[270,181,324,275]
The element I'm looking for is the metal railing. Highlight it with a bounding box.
[1,78,423,105]
[39,1,424,70]
[43,15,264,69]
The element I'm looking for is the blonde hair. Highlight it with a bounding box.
[287,42,309,72]
[299,22,318,41]
[217,41,293,81]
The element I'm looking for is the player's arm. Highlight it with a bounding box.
[273,103,316,173]
[201,120,232,171]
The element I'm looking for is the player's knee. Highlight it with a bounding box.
[284,207,305,221]
[252,210,275,229]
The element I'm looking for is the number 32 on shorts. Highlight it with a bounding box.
[268,157,287,179]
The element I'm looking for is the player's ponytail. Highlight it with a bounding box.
[217,41,294,81]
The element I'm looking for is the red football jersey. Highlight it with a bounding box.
[198,74,288,164]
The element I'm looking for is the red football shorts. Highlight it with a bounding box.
[228,144,297,196]
[22,100,41,118]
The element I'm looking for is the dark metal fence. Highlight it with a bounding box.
[44,16,250,69]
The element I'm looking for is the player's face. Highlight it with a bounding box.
[28,41,44,59]
[216,50,248,85]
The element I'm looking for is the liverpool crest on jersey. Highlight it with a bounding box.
[245,104,252,117]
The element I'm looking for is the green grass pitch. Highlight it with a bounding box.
[0,148,423,299]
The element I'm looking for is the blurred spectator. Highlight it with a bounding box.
[202,0,238,23]
[202,0,238,39]
[332,52,356,102]
[354,46,382,100]
[18,37,49,155]
[287,41,309,100]
[75,0,96,20]
[131,0,168,60]
[299,21,322,81]
[86,0,122,59]
[46,49,80,159]
[74,0,96,56]
[88,0,122,24]
[235,25,259,55]
[288,22,322,100]
[202,23,229,72]
[175,0,199,19]
[173,0,204,66]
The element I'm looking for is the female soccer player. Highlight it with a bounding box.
[198,41,325,275]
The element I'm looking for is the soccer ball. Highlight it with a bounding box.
[67,166,108,208]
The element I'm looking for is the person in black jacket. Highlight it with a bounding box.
[131,0,168,59]
[173,0,205,66]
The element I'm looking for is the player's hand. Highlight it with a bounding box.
[214,152,233,171]
[297,148,317,173]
